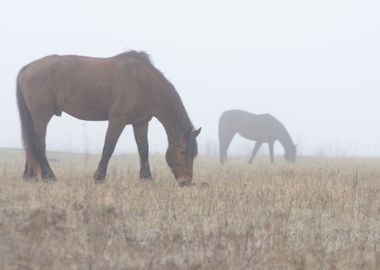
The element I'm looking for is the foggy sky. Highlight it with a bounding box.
[1,0,380,157]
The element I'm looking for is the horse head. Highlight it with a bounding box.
[166,127,201,186]
[285,144,297,162]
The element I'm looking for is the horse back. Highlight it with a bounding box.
[18,54,153,122]
[220,110,281,142]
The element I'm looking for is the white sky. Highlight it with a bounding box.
[1,0,379,157]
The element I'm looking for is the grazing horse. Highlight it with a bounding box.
[219,109,296,164]
[16,51,201,185]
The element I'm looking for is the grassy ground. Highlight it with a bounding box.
[0,149,379,269]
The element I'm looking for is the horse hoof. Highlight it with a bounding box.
[178,181,192,187]
[94,179,105,184]
[199,182,209,188]
[139,175,153,181]
[23,174,37,181]
[42,173,56,181]
[94,174,106,183]
[42,176,57,182]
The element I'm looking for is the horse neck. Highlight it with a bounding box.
[277,127,294,154]
[152,85,192,144]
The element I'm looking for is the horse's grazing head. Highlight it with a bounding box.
[285,144,297,162]
[166,127,201,186]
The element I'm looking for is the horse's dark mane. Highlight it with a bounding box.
[121,50,152,66]
[122,50,195,141]
[272,117,295,147]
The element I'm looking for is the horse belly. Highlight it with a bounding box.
[237,125,268,142]
[238,130,261,141]
[63,107,109,121]
[58,92,110,121]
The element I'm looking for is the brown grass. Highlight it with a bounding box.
[0,149,379,270]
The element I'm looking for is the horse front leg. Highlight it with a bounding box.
[269,142,274,164]
[94,119,125,182]
[133,121,152,179]
[248,141,262,164]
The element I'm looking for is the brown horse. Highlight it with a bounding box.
[16,51,201,185]
[219,109,296,164]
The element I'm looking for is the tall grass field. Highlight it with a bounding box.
[0,149,379,269]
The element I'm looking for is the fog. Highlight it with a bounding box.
[1,0,380,157]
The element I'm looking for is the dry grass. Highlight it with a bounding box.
[0,149,379,270]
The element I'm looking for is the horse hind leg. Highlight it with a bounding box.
[219,129,235,163]
[31,112,55,180]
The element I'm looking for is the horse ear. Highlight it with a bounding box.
[193,127,201,138]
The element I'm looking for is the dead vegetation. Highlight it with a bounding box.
[0,149,379,269]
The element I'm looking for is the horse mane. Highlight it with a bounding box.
[272,116,295,149]
[120,50,152,66]
[121,50,195,141]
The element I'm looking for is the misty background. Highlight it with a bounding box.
[1,0,379,158]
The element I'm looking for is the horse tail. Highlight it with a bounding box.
[16,66,37,163]
[218,111,236,164]
[218,113,229,163]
